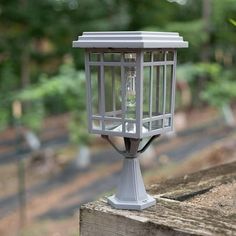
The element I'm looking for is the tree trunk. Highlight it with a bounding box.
[201,0,212,62]
[20,0,30,88]
[21,47,30,88]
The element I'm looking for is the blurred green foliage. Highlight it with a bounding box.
[177,63,236,108]
[0,0,236,142]
[230,19,236,27]
[16,61,89,143]
[17,62,86,107]
[201,69,236,108]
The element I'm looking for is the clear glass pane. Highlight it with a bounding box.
[104,53,121,62]
[153,50,165,61]
[114,67,122,114]
[164,117,171,127]
[166,51,174,61]
[90,66,100,116]
[125,121,136,133]
[152,120,163,130]
[165,65,173,114]
[92,120,102,130]
[125,67,136,119]
[144,52,151,62]
[143,67,151,119]
[104,66,122,118]
[89,53,100,61]
[152,66,164,117]
[124,53,136,62]
[143,122,150,133]
[105,120,122,131]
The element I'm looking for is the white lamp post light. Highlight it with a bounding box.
[73,31,188,210]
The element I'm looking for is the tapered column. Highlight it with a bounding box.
[108,157,156,210]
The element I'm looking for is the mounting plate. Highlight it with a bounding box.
[107,194,156,210]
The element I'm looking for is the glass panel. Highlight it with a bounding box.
[152,66,164,117]
[143,67,151,118]
[125,121,136,133]
[165,65,173,114]
[92,120,102,130]
[104,120,122,132]
[104,53,121,62]
[89,53,100,61]
[153,50,165,61]
[124,53,136,62]
[104,66,122,118]
[164,117,171,127]
[143,122,150,133]
[125,67,136,119]
[90,66,100,116]
[144,52,151,62]
[152,119,163,130]
[166,51,174,61]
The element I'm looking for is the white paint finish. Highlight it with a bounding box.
[73,31,188,49]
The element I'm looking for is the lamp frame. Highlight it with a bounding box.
[85,48,177,139]
[73,31,188,210]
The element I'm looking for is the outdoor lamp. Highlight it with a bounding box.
[73,32,188,210]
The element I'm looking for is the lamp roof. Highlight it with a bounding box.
[73,31,188,49]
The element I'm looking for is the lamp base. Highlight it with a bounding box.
[101,136,159,211]
[107,194,156,210]
[107,157,156,210]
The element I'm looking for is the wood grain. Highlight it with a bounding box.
[80,162,236,236]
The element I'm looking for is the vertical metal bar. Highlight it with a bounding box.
[149,52,154,130]
[100,53,105,131]
[85,50,92,132]
[136,50,143,138]
[121,53,126,134]
[162,51,167,129]
[171,50,177,130]
[155,65,160,116]
[112,66,116,114]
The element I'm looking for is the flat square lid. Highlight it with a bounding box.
[73,31,188,49]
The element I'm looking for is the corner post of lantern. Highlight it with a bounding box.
[136,50,143,138]
[73,32,188,210]
[84,50,92,133]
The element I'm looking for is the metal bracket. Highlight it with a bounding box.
[138,135,160,154]
[101,134,160,158]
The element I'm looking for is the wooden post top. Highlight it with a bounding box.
[80,161,236,236]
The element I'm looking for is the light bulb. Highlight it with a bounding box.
[111,53,148,134]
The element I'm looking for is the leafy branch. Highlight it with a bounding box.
[229,19,236,26]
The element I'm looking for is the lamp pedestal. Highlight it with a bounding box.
[108,157,156,210]
[102,135,159,210]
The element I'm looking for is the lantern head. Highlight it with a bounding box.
[73,32,188,139]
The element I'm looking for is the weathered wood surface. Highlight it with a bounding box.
[80,162,236,236]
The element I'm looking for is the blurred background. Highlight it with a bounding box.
[0,0,236,235]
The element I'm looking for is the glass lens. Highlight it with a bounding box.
[89,53,100,61]
[153,66,164,116]
[124,53,136,62]
[90,66,100,116]
[166,51,174,61]
[165,65,173,114]
[125,67,136,119]
[143,66,151,119]
[153,50,165,61]
[104,53,121,62]
[144,52,151,62]
[104,66,122,116]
